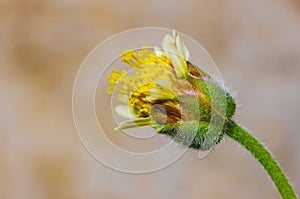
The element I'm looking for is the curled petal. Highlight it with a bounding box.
[169,50,188,78]
[162,34,175,58]
[182,42,190,61]
[175,35,186,60]
[115,117,152,130]
[161,31,189,78]
[175,35,190,61]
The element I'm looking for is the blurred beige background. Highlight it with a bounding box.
[1,0,300,198]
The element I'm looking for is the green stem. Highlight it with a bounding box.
[226,121,297,199]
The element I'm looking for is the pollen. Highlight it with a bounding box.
[107,69,127,94]
[107,47,180,118]
[129,83,155,118]
[120,47,171,68]
[106,48,177,96]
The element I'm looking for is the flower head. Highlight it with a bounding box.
[107,30,236,150]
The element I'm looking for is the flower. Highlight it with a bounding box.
[106,30,236,150]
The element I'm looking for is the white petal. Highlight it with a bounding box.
[160,31,189,78]
[154,46,163,57]
[172,29,177,39]
[165,42,178,60]
[114,105,136,119]
[162,34,175,57]
[169,51,188,78]
[162,35,175,49]
[182,42,190,61]
[175,35,185,59]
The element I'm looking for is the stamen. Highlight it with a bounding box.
[120,48,170,68]
[107,70,127,94]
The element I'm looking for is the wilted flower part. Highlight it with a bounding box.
[106,30,236,150]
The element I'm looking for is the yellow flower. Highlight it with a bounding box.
[107,31,195,128]
[106,30,236,150]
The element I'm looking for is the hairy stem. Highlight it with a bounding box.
[226,121,297,199]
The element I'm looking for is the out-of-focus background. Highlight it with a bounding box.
[1,0,300,198]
